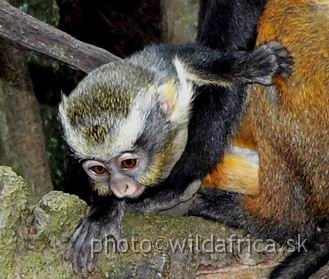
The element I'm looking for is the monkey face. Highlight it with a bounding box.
[59,58,197,197]
[79,117,188,198]
[81,151,148,198]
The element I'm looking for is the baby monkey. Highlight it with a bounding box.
[59,41,292,276]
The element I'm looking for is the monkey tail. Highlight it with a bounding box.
[270,221,329,279]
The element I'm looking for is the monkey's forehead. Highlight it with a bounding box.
[58,61,172,157]
[60,98,163,160]
[60,89,158,146]
[65,88,132,127]
[62,61,159,126]
[59,95,162,159]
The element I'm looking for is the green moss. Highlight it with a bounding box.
[20,249,74,279]
[0,166,29,277]
[31,191,87,243]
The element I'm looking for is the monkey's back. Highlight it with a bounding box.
[250,0,329,220]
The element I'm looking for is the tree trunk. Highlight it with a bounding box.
[161,0,199,44]
[0,39,53,203]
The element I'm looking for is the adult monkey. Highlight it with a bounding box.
[192,0,329,278]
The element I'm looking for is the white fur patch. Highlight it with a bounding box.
[230,145,259,165]
[174,57,199,86]
[103,91,154,159]
[172,57,195,124]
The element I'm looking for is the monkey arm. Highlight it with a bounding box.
[154,41,292,87]
[186,188,313,242]
[127,149,260,214]
[126,180,201,214]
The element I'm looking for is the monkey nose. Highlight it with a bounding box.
[111,183,139,198]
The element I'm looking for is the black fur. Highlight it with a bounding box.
[269,221,329,279]
[197,0,266,50]
[64,42,292,278]
[187,188,315,244]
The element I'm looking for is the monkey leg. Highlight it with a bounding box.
[189,141,316,243]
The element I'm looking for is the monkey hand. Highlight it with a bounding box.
[242,41,293,85]
[64,201,125,277]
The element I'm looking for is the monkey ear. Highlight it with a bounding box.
[158,56,231,123]
[158,79,179,114]
[158,68,194,123]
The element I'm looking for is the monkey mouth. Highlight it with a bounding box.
[126,186,145,199]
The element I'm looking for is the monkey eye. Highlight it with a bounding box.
[120,158,138,170]
[89,165,108,175]
[82,160,109,177]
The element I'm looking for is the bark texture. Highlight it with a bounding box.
[0,40,53,203]
[161,0,199,44]
[0,1,120,73]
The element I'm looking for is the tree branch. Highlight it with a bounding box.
[0,1,120,73]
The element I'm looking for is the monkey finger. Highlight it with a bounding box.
[79,245,91,278]
[64,240,77,261]
[276,49,288,56]
[265,41,283,50]
[64,237,75,260]
[274,47,290,56]
[71,229,89,274]
[280,69,292,78]
[87,259,96,273]
[277,56,294,75]
[64,238,76,261]
[81,239,98,277]
[109,229,122,252]
[278,63,293,77]
[279,53,293,65]
[277,51,293,62]
[64,221,87,261]
[71,251,81,275]
[259,41,282,52]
